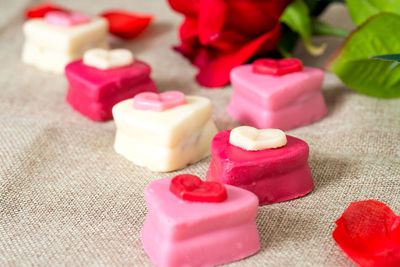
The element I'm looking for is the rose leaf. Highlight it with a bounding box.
[346,0,400,25]
[280,0,326,56]
[327,13,400,98]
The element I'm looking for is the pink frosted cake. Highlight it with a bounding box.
[227,58,327,130]
[65,48,157,121]
[206,126,314,205]
[141,175,260,267]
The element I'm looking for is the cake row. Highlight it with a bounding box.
[22,15,320,205]
[21,11,322,267]
[21,12,326,132]
[21,13,319,205]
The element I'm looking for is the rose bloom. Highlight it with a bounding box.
[168,0,291,88]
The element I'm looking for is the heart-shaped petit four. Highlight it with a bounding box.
[229,126,287,151]
[133,91,186,111]
[141,177,259,266]
[44,11,90,26]
[207,130,314,205]
[252,58,302,76]
[83,49,134,70]
[169,174,227,202]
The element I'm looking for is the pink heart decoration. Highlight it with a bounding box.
[44,11,90,26]
[133,91,186,111]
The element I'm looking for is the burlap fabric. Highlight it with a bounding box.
[1,1,399,266]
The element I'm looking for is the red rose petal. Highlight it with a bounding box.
[333,200,400,267]
[169,174,227,203]
[195,22,281,88]
[210,30,249,53]
[179,17,198,41]
[25,2,68,19]
[225,0,290,37]
[192,48,216,69]
[100,10,153,39]
[167,0,199,17]
[198,0,226,45]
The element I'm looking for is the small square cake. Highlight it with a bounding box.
[206,126,314,205]
[227,58,327,130]
[112,91,218,172]
[65,49,157,121]
[22,12,108,73]
[141,175,260,267]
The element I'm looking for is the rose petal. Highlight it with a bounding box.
[192,48,219,69]
[333,200,400,267]
[173,37,200,62]
[210,30,249,53]
[195,23,281,88]
[167,0,199,17]
[100,10,153,39]
[179,17,198,41]
[25,2,68,19]
[198,0,226,45]
[176,29,249,68]
[225,0,291,37]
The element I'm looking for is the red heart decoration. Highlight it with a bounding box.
[100,10,153,39]
[252,58,303,76]
[332,200,400,267]
[169,174,227,203]
[25,2,68,19]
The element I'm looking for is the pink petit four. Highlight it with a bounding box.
[227,58,327,130]
[206,126,314,205]
[65,49,157,121]
[141,175,260,267]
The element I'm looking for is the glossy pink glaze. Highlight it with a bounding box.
[141,178,260,267]
[65,59,157,121]
[133,91,186,111]
[206,130,314,205]
[45,11,90,26]
[227,65,326,130]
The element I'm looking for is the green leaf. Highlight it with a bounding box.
[346,0,400,25]
[311,19,350,37]
[277,27,299,58]
[280,0,327,56]
[332,58,400,98]
[327,13,400,98]
[372,54,400,61]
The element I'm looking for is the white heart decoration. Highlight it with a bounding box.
[83,48,134,70]
[229,126,287,151]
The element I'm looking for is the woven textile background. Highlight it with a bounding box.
[1,0,399,266]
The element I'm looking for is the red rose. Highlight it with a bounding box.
[167,0,291,88]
